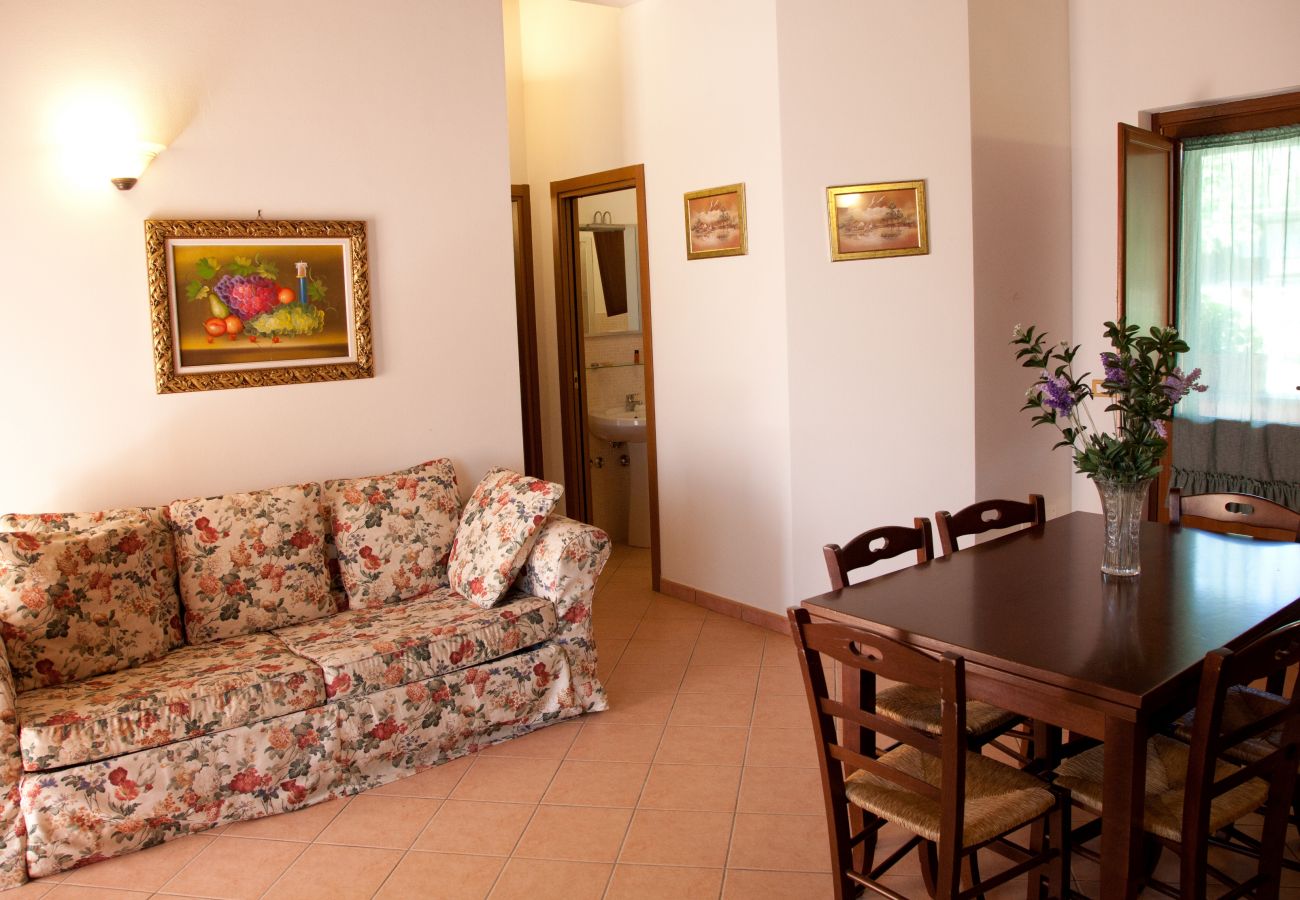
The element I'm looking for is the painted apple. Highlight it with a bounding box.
[224,315,244,335]
[203,317,227,337]
[277,287,295,305]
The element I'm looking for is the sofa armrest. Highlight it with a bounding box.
[515,516,611,712]
[0,647,27,887]
[516,515,611,620]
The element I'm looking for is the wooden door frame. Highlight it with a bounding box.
[550,164,661,590]
[511,184,544,478]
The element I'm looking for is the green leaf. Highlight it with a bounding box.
[184,280,205,301]
[229,256,255,276]
[255,256,279,280]
[308,278,327,303]
[195,257,221,279]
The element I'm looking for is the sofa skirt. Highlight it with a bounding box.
[19,639,596,880]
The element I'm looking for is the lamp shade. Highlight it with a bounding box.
[111,142,166,190]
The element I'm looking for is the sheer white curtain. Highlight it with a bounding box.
[1178,125,1300,426]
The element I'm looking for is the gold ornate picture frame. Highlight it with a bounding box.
[826,180,928,261]
[683,183,747,260]
[145,219,373,393]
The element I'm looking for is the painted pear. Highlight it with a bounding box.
[209,295,231,319]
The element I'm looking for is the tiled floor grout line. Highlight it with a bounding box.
[597,558,662,899]
[716,651,766,900]
[255,836,317,899]
[364,794,442,900]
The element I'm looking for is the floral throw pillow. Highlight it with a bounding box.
[169,483,334,644]
[1,506,179,598]
[447,468,562,608]
[0,519,185,692]
[324,458,462,610]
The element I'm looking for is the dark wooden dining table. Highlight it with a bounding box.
[800,511,1300,899]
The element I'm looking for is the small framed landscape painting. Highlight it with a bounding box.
[145,219,373,393]
[826,180,928,261]
[683,183,747,260]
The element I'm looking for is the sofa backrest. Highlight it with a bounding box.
[0,509,184,692]
[323,457,462,611]
[169,483,336,644]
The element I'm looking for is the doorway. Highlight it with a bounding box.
[550,165,661,590]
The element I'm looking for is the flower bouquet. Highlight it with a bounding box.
[1011,320,1206,575]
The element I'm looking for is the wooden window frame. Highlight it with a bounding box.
[1150,90,1300,140]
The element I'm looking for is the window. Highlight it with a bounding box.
[1145,92,1300,509]
[1177,125,1300,425]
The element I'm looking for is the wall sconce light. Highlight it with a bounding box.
[111,142,166,191]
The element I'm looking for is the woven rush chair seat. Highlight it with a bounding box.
[845,744,1054,848]
[876,682,1020,739]
[1054,734,1269,842]
[1174,684,1286,765]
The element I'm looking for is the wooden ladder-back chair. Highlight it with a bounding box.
[1168,488,1300,543]
[935,494,1046,557]
[823,518,934,591]
[1167,488,1300,874]
[788,608,1070,899]
[1055,621,1300,898]
[825,519,1032,767]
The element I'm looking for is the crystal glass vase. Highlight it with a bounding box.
[1093,476,1153,577]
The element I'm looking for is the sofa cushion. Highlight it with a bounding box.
[0,505,179,598]
[447,469,562,608]
[0,520,184,693]
[169,483,335,644]
[16,631,325,772]
[274,587,557,701]
[324,458,461,610]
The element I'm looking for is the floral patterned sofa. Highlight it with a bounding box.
[0,460,608,889]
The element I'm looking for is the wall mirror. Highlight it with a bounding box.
[577,190,641,335]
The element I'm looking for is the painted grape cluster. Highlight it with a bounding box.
[214,274,280,320]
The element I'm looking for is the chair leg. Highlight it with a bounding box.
[1024,820,1047,900]
[1142,833,1163,882]
[918,840,939,898]
[1049,796,1071,900]
[850,805,875,877]
[963,852,986,900]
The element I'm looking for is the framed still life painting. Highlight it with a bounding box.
[145,219,373,393]
[826,180,928,261]
[683,183,747,260]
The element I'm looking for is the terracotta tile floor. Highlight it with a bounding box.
[15,546,1300,898]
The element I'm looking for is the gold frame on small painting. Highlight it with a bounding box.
[145,219,373,394]
[683,183,748,260]
[826,180,929,261]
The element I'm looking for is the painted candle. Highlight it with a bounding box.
[295,261,309,305]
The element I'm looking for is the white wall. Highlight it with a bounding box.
[776,1,981,599]
[621,0,796,609]
[968,0,1074,517]
[0,0,520,511]
[503,0,529,185]
[1068,0,1300,510]
[517,0,627,498]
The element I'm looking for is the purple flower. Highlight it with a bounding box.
[1161,367,1208,403]
[1153,419,1168,439]
[1038,371,1077,417]
[1100,352,1127,386]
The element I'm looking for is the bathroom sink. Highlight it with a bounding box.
[589,406,647,443]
